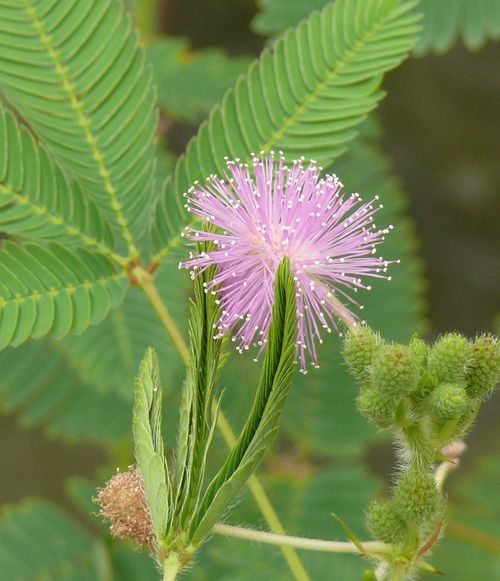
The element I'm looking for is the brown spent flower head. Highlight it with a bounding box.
[96,466,156,551]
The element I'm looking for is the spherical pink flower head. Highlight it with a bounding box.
[181,153,396,372]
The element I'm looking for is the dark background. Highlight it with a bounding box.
[1,0,498,520]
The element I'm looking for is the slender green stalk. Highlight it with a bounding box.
[133,0,158,44]
[139,272,310,581]
[213,524,391,556]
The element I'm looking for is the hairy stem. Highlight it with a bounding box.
[139,272,310,581]
[214,524,391,556]
[162,553,181,581]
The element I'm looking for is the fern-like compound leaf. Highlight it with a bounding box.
[151,0,421,260]
[133,348,170,538]
[0,500,102,580]
[188,259,297,546]
[253,0,500,54]
[0,0,158,246]
[0,103,117,258]
[414,0,500,54]
[0,241,127,349]
[0,340,131,442]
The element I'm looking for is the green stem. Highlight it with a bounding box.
[133,0,158,44]
[162,553,181,581]
[214,524,391,556]
[139,272,310,581]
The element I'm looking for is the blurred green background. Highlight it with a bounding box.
[0,1,498,579]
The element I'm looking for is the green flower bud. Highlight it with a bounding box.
[357,387,396,428]
[428,383,469,422]
[343,324,382,383]
[466,334,500,401]
[371,344,420,397]
[456,399,481,435]
[408,334,429,368]
[362,571,378,581]
[428,333,471,384]
[366,499,406,544]
[413,370,437,398]
[394,469,440,525]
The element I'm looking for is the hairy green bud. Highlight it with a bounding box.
[343,325,382,383]
[408,334,429,367]
[362,571,378,581]
[428,383,469,422]
[371,344,420,397]
[357,387,396,428]
[428,333,471,384]
[394,469,440,525]
[456,399,481,435]
[366,499,406,544]
[466,334,500,401]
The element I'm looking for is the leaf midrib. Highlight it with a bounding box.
[0,272,125,306]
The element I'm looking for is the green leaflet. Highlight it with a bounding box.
[133,348,170,539]
[0,0,158,244]
[414,0,500,54]
[0,500,101,580]
[151,0,421,259]
[253,0,500,54]
[0,339,131,442]
[0,241,127,350]
[188,259,297,546]
[174,256,223,530]
[148,37,251,124]
[0,102,115,256]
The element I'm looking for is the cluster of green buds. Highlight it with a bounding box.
[343,325,499,578]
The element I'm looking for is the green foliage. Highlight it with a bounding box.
[64,263,188,403]
[0,339,131,442]
[0,0,157,241]
[0,241,127,349]
[253,0,500,54]
[0,500,102,580]
[133,348,170,539]
[0,104,115,253]
[188,259,297,546]
[414,0,500,55]
[189,465,381,580]
[174,255,223,530]
[148,37,251,124]
[151,0,421,258]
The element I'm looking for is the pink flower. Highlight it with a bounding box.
[181,154,395,372]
